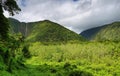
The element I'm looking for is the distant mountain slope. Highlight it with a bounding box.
[94,22,120,41]
[26,20,85,43]
[80,22,120,41]
[80,26,105,40]
[8,18,33,37]
[9,18,85,43]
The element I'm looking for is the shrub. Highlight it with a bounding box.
[22,46,31,58]
[69,70,93,76]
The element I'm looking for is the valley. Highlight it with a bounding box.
[1,0,120,76]
[1,18,120,76]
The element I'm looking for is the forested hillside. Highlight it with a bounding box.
[80,25,105,40]
[80,22,120,41]
[9,18,85,44]
[94,22,120,41]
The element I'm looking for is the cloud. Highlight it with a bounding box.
[4,0,120,33]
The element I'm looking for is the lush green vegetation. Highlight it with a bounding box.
[26,20,85,43]
[1,6,120,76]
[0,34,25,73]
[80,22,120,41]
[80,25,105,40]
[1,18,120,76]
[23,41,120,76]
[0,0,25,75]
[1,41,120,76]
[9,18,34,37]
[9,18,85,43]
[94,22,120,41]
[1,0,120,76]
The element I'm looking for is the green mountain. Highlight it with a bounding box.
[9,18,34,37]
[94,22,120,41]
[9,18,85,43]
[80,22,120,41]
[80,26,105,40]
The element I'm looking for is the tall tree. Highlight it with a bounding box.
[0,0,21,39]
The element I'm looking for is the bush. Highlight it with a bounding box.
[22,46,31,58]
[69,70,93,76]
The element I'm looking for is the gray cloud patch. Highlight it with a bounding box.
[5,0,120,33]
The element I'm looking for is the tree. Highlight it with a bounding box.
[0,0,21,72]
[0,0,21,39]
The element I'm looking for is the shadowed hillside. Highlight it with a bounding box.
[80,22,120,41]
[9,18,34,37]
[94,22,120,41]
[80,26,105,40]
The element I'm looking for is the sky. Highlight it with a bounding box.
[4,0,120,33]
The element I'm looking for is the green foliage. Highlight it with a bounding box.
[2,0,21,16]
[0,41,120,76]
[0,33,25,72]
[2,10,120,76]
[0,10,9,39]
[81,21,120,42]
[94,22,120,41]
[9,18,85,43]
[26,20,85,43]
[8,18,34,37]
[22,46,31,58]
[0,0,20,39]
[69,70,93,76]
[28,42,120,62]
[23,41,120,76]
